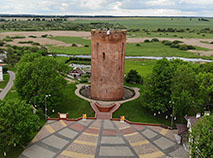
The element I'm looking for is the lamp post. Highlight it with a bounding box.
[169,101,175,129]
[45,94,51,119]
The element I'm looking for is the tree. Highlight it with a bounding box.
[190,115,213,158]
[0,99,39,152]
[171,64,198,122]
[196,72,213,111]
[142,58,185,112]
[126,70,143,84]
[15,54,67,112]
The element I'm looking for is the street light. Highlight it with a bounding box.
[45,94,51,119]
[169,101,175,129]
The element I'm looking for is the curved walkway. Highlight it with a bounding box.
[20,119,188,158]
[75,84,140,119]
[0,71,15,100]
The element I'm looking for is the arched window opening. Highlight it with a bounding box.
[103,52,105,61]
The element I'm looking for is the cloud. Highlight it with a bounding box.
[0,0,212,16]
[145,0,175,6]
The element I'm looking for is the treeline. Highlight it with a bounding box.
[0,21,126,31]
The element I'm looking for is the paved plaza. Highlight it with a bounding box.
[20,119,188,158]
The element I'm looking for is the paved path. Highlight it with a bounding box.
[20,120,188,158]
[75,84,140,119]
[0,71,15,100]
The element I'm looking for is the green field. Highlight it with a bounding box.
[48,36,211,59]
[72,18,213,38]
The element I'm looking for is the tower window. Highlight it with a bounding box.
[103,52,105,61]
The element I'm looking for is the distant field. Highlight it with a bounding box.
[48,36,202,58]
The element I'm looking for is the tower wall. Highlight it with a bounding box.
[91,29,126,101]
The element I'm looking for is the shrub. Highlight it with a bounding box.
[72,43,77,47]
[202,34,205,37]
[84,45,89,47]
[136,43,141,46]
[29,35,37,38]
[170,44,179,48]
[187,45,196,50]
[18,41,34,44]
[32,42,40,46]
[210,41,213,44]
[172,40,183,44]
[144,39,150,43]
[151,38,159,42]
[0,41,4,47]
[126,70,143,84]
[41,34,48,38]
[162,40,172,46]
[178,45,188,50]
[3,66,8,73]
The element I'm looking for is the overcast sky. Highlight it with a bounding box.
[1,0,213,17]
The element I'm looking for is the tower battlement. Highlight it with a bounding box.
[91,29,127,42]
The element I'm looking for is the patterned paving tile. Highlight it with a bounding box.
[84,127,100,135]
[132,143,160,155]
[103,120,115,129]
[76,134,98,143]
[99,146,134,157]
[154,137,176,150]
[48,121,67,132]
[125,133,147,143]
[42,135,69,149]
[133,125,145,131]
[101,136,125,144]
[58,128,79,139]
[114,121,130,129]
[66,143,96,155]
[142,129,158,139]
[60,150,94,158]
[121,127,137,135]
[70,123,85,132]
[78,120,93,126]
[22,144,56,158]
[102,129,120,136]
[33,126,51,142]
[90,119,102,128]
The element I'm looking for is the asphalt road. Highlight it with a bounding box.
[0,71,15,100]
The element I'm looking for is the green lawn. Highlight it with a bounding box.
[113,83,170,126]
[0,73,10,89]
[50,83,95,118]
[48,37,209,59]
[125,59,156,77]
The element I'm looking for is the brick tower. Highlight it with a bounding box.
[91,29,126,101]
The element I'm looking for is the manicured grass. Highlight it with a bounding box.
[113,83,170,126]
[125,59,156,77]
[0,73,10,89]
[50,83,95,118]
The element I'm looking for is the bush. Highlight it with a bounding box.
[32,42,40,46]
[210,41,213,44]
[136,43,141,46]
[172,40,183,44]
[84,45,89,47]
[151,38,159,42]
[72,43,77,47]
[162,40,172,46]
[187,45,196,50]
[178,45,188,50]
[18,41,34,44]
[29,35,37,38]
[3,66,8,73]
[170,44,179,48]
[41,34,48,38]
[0,40,4,47]
[144,39,150,43]
[126,70,143,84]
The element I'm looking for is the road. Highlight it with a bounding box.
[0,71,15,100]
